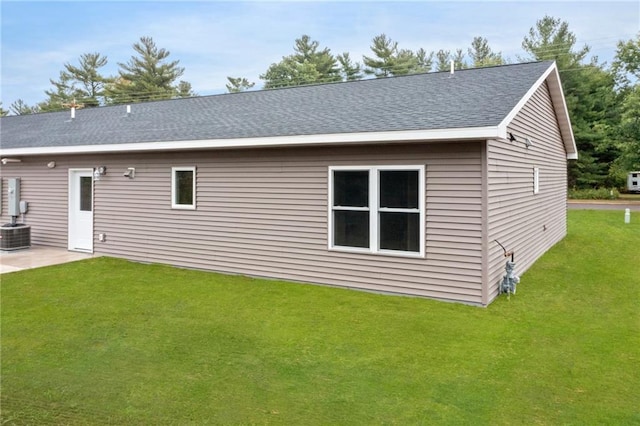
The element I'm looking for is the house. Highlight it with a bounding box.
[0,61,577,305]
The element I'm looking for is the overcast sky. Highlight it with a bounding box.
[1,1,638,107]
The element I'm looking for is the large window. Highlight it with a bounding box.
[171,166,196,209]
[329,166,425,257]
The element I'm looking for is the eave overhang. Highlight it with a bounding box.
[0,126,503,157]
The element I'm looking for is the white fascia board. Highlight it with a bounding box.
[0,126,501,156]
[546,66,578,160]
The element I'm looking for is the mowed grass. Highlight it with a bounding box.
[1,210,638,424]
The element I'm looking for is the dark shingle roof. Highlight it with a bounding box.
[1,61,553,150]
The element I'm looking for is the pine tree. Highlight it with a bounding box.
[452,49,467,69]
[260,35,340,88]
[522,16,614,188]
[63,53,110,107]
[10,99,39,115]
[415,48,434,73]
[435,50,451,72]
[337,52,363,81]
[521,15,589,69]
[226,77,255,93]
[362,34,428,76]
[107,36,187,103]
[175,81,196,98]
[468,37,504,67]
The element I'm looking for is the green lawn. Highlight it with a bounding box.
[1,210,638,425]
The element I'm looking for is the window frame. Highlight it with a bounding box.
[328,165,425,258]
[171,166,197,210]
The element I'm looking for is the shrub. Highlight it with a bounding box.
[568,187,620,199]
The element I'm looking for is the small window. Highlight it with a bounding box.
[329,165,425,257]
[172,166,196,209]
[80,176,93,211]
[533,167,540,195]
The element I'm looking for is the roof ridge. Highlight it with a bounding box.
[0,61,554,118]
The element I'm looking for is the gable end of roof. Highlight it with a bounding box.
[498,61,577,160]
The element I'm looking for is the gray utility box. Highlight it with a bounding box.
[7,178,21,216]
[0,224,31,251]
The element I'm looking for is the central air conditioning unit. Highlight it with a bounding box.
[0,224,31,251]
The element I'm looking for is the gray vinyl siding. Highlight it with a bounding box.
[1,161,70,247]
[2,142,485,304]
[486,81,568,302]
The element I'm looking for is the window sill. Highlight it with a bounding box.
[329,246,425,259]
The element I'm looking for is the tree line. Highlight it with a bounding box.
[1,16,638,190]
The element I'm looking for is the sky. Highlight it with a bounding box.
[1,1,638,108]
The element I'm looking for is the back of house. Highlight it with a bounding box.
[0,61,577,305]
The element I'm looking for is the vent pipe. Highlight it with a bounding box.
[126,105,131,115]
[450,59,454,75]
[71,107,76,120]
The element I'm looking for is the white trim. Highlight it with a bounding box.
[533,167,540,195]
[547,65,578,159]
[328,165,425,258]
[171,166,196,210]
[1,126,501,157]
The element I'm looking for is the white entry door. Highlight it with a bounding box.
[68,169,94,252]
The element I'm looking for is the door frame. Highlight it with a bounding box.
[68,168,94,253]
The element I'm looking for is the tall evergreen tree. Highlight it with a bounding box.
[363,34,429,76]
[107,36,186,103]
[521,15,589,68]
[175,81,196,98]
[435,49,451,72]
[611,33,640,88]
[468,37,504,67]
[363,34,397,77]
[40,71,75,111]
[63,53,110,106]
[522,15,615,188]
[260,35,340,88]
[337,52,363,81]
[39,53,110,111]
[415,48,434,72]
[452,49,467,70]
[226,77,255,93]
[435,48,466,71]
[10,99,39,115]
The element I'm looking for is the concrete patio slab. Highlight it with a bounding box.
[0,246,93,274]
